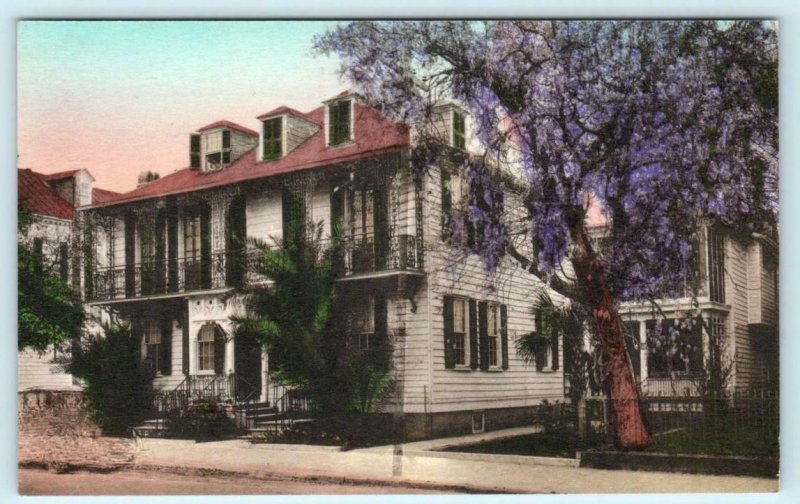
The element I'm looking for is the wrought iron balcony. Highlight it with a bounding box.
[338,232,421,276]
[90,250,250,302]
[88,232,422,302]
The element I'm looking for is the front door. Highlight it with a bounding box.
[234,334,262,402]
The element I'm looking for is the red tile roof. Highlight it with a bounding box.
[91,103,410,208]
[18,169,74,220]
[41,168,95,182]
[92,187,122,205]
[197,120,258,137]
[256,106,314,121]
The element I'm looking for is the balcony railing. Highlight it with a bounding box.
[89,232,422,302]
[339,232,420,276]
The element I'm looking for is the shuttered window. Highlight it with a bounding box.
[59,243,69,282]
[329,99,352,146]
[262,117,283,161]
[445,296,508,372]
[707,227,726,303]
[190,134,201,168]
[453,111,466,150]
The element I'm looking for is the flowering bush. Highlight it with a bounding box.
[165,400,240,440]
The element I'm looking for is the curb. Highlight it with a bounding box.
[130,463,526,494]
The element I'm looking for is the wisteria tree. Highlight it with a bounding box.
[316,20,777,449]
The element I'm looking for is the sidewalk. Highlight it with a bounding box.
[131,428,779,493]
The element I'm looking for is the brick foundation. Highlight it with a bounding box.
[18,390,134,471]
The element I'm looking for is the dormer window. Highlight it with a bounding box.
[328,99,352,146]
[262,117,283,161]
[453,111,466,150]
[190,134,201,168]
[205,130,231,170]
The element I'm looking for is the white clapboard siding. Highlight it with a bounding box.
[18,347,79,392]
[392,165,565,414]
[246,191,282,245]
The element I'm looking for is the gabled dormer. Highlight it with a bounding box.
[191,120,259,172]
[324,92,355,148]
[415,103,469,151]
[256,106,320,162]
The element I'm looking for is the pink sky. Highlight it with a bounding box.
[18,21,343,193]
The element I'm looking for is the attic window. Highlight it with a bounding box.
[190,134,201,168]
[453,111,466,150]
[205,130,231,170]
[328,99,352,146]
[262,117,283,161]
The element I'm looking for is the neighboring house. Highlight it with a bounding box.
[79,92,566,439]
[588,223,779,398]
[17,168,120,391]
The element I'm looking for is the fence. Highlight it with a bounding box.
[582,393,778,455]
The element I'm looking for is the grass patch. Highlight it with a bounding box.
[439,432,606,459]
[649,426,778,457]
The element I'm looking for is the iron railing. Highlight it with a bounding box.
[89,231,422,301]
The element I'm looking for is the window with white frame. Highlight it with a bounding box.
[204,129,231,170]
[354,296,376,350]
[143,320,162,372]
[197,324,216,372]
[452,297,469,366]
[487,303,500,368]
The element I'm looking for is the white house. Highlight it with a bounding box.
[79,92,567,439]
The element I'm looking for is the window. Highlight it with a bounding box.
[354,296,376,350]
[197,324,216,372]
[262,117,283,161]
[143,320,162,372]
[190,134,201,168]
[59,243,69,283]
[453,111,466,150]
[532,309,559,372]
[450,297,469,366]
[184,213,201,261]
[707,228,726,303]
[440,169,471,242]
[645,318,702,378]
[204,130,232,169]
[487,303,500,368]
[328,99,351,146]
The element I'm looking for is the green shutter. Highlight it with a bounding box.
[500,304,509,370]
[190,135,201,168]
[160,319,172,376]
[479,301,489,371]
[453,112,465,150]
[214,325,226,375]
[469,299,479,370]
[200,203,212,289]
[440,169,452,241]
[443,296,455,369]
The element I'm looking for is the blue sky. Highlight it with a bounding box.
[18,21,344,192]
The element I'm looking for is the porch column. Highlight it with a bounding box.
[260,348,269,403]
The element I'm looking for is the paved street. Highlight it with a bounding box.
[19,468,450,495]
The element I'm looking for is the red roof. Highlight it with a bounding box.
[197,120,258,137]
[18,169,74,220]
[91,103,410,208]
[92,187,122,205]
[256,106,315,121]
[41,169,80,181]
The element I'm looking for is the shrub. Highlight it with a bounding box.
[69,323,155,435]
[165,400,240,440]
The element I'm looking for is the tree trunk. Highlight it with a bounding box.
[569,221,653,450]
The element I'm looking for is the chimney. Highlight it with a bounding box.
[137,171,160,188]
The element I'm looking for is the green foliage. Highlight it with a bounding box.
[18,210,83,352]
[165,401,240,440]
[68,323,155,435]
[233,222,392,416]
